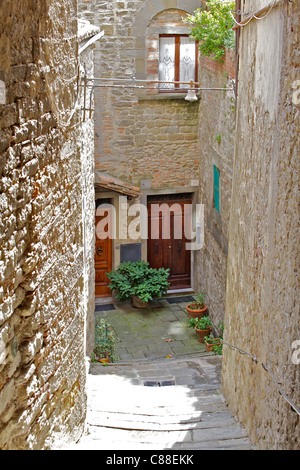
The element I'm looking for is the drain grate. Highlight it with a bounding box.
[143,380,175,387]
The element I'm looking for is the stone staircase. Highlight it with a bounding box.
[69,355,253,450]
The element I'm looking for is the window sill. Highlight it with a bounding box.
[137,92,200,102]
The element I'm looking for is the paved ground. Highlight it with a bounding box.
[69,296,254,450]
[95,296,207,362]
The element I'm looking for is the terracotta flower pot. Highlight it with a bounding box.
[195,327,212,343]
[186,303,208,319]
[132,295,149,308]
[205,339,221,352]
[99,357,110,363]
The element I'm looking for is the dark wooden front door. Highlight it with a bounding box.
[147,196,192,290]
[95,203,112,297]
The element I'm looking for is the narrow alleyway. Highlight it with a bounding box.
[69,297,254,450]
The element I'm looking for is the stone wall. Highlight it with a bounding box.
[195,50,236,329]
[222,0,300,449]
[78,19,101,359]
[78,0,236,320]
[78,0,202,190]
[0,0,88,449]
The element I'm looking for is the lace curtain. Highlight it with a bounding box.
[159,37,175,89]
[159,36,196,89]
[179,37,196,87]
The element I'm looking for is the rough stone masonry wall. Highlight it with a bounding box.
[222,0,300,449]
[195,50,236,330]
[78,19,99,360]
[78,0,202,189]
[0,0,88,449]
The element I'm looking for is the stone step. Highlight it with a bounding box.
[88,410,238,432]
[69,356,253,450]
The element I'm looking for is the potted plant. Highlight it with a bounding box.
[204,320,224,353]
[186,293,208,319]
[106,260,170,308]
[92,318,117,363]
[204,334,221,352]
[189,315,212,343]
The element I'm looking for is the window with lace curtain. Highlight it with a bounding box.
[159,35,198,91]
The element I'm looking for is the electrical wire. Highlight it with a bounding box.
[253,0,277,19]
[220,338,300,416]
[230,0,280,28]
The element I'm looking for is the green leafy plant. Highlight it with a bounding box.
[188,293,206,310]
[211,342,223,355]
[204,333,219,344]
[189,315,212,330]
[217,320,224,338]
[211,320,224,354]
[92,318,117,363]
[215,133,222,144]
[106,260,170,304]
[185,0,235,62]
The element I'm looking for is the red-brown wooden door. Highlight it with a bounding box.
[95,205,112,297]
[147,198,192,290]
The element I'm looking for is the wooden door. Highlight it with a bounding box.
[95,204,112,297]
[147,197,192,290]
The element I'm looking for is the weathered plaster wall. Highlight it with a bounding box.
[222,0,300,449]
[0,0,88,449]
[195,51,236,329]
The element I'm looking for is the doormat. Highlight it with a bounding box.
[165,296,195,304]
[95,303,116,312]
[144,380,175,387]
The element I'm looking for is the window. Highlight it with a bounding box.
[159,35,198,91]
[213,165,220,212]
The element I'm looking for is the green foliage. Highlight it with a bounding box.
[106,260,170,303]
[93,318,117,363]
[185,0,235,62]
[212,320,224,354]
[189,315,212,330]
[204,333,218,344]
[188,293,206,310]
[217,320,224,338]
[212,342,223,355]
[215,133,222,144]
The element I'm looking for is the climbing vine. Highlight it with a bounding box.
[185,0,235,62]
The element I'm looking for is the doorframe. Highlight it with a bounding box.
[95,191,119,303]
[140,186,199,294]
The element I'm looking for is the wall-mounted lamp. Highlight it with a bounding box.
[185,89,198,102]
[185,81,198,102]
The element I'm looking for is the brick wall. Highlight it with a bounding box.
[0,0,88,449]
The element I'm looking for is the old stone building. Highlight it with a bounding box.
[194,49,236,327]
[78,0,236,334]
[78,18,104,357]
[222,0,300,450]
[0,0,298,452]
[0,0,97,449]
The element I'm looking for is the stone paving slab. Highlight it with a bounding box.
[68,355,253,450]
[95,297,207,362]
[67,297,254,450]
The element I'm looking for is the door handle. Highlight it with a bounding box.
[96,246,103,256]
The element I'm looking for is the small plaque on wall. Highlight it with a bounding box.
[120,243,141,263]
